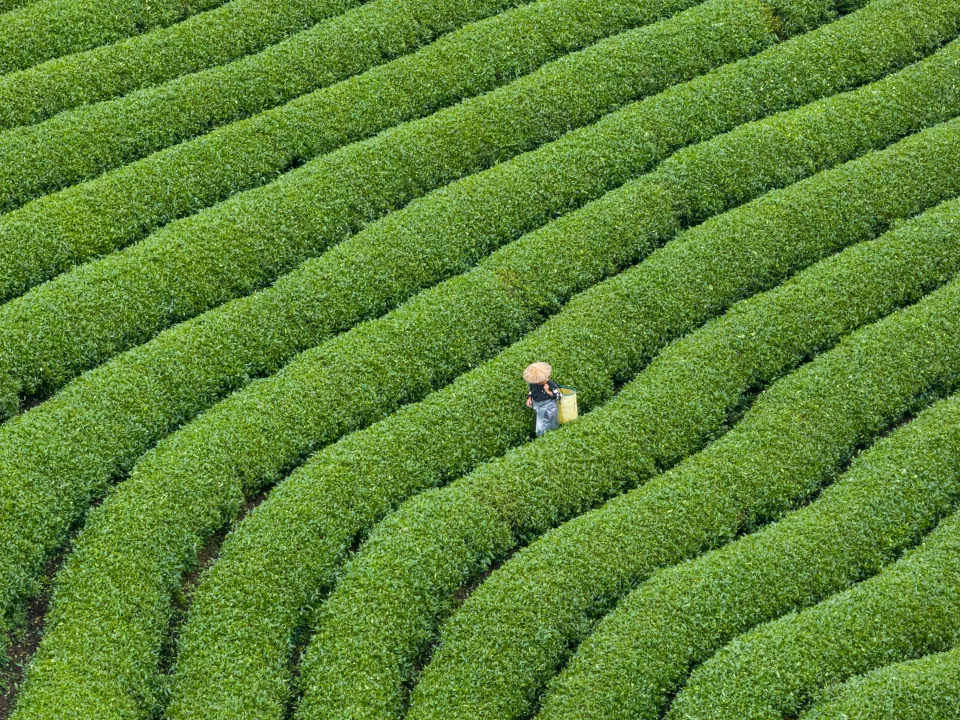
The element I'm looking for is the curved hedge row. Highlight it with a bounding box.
[0,0,359,132]
[538,376,960,720]
[0,0,778,404]
[403,195,960,720]
[0,0,897,656]
[666,494,960,720]
[803,648,960,720]
[179,113,960,720]
[0,0,227,75]
[0,0,700,306]
[0,0,557,213]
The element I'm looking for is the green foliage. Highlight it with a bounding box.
[184,101,960,720]
[2,0,899,670]
[540,378,960,720]
[667,496,960,720]
[8,3,942,713]
[0,0,713,304]
[4,0,836,130]
[5,0,943,412]
[0,0,360,132]
[5,173,664,720]
[404,184,960,720]
[0,0,33,12]
[0,0,227,75]
[802,647,960,720]
[1,1,957,716]
[0,0,546,212]
[0,0,776,397]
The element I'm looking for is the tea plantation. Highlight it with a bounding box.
[1,0,959,718]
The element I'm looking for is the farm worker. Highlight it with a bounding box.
[524,361,560,437]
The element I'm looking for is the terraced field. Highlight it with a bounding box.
[1,0,959,718]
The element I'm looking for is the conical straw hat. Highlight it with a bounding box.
[523,362,552,384]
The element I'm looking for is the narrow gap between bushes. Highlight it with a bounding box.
[16,394,44,414]
[0,391,45,430]
[785,378,959,521]
[283,607,316,719]
[451,546,522,614]
[0,475,112,717]
[0,541,72,720]
[159,484,274,679]
[398,546,523,715]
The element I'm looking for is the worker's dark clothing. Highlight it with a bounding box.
[528,380,559,403]
[529,380,560,437]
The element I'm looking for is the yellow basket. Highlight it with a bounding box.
[557,386,578,424]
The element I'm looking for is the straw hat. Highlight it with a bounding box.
[523,362,552,384]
